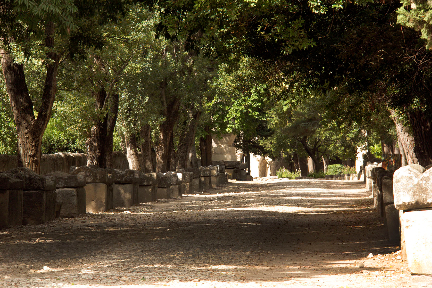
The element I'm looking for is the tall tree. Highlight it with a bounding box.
[0,0,76,173]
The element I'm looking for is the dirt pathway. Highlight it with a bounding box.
[1,178,431,287]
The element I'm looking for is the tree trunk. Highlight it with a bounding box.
[125,131,140,170]
[299,137,320,172]
[155,91,180,173]
[408,109,432,167]
[140,124,154,173]
[389,108,419,165]
[176,111,201,170]
[86,89,119,168]
[105,93,119,168]
[200,126,213,167]
[87,88,108,167]
[0,22,59,174]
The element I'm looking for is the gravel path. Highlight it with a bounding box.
[1,178,432,287]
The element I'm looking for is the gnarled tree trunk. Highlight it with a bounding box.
[0,22,59,174]
[200,126,213,167]
[176,111,201,170]
[140,124,154,173]
[125,131,140,170]
[408,109,432,167]
[154,77,181,173]
[87,89,119,168]
[389,108,419,165]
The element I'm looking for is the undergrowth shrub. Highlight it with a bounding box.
[277,168,300,179]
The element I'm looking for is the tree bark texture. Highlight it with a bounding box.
[86,89,119,168]
[299,136,321,172]
[200,126,213,167]
[176,111,201,170]
[0,22,59,174]
[155,80,181,172]
[389,108,419,165]
[125,131,140,170]
[140,124,154,173]
[408,110,432,167]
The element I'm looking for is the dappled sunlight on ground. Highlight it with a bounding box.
[1,179,431,287]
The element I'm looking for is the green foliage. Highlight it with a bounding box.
[326,164,355,175]
[307,171,326,178]
[342,166,356,174]
[397,0,432,49]
[326,164,344,175]
[41,90,91,154]
[368,142,382,159]
[276,168,300,179]
[0,89,17,154]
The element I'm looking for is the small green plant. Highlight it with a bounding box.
[308,171,326,178]
[342,165,356,175]
[276,168,301,179]
[325,164,356,175]
[326,164,344,175]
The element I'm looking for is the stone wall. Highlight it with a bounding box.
[0,165,228,230]
[367,163,432,275]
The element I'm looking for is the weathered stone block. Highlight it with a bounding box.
[200,167,211,177]
[217,173,228,186]
[225,168,234,179]
[170,185,180,198]
[209,166,219,177]
[84,183,109,213]
[181,172,193,183]
[111,169,138,184]
[393,164,432,210]
[382,177,394,205]
[157,173,171,188]
[191,178,200,194]
[137,172,157,186]
[211,176,218,188]
[167,172,179,185]
[401,209,432,274]
[156,188,169,200]
[113,184,134,208]
[23,190,56,225]
[47,171,86,188]
[56,187,86,217]
[0,190,9,228]
[180,183,189,196]
[71,166,108,184]
[200,176,210,191]
[138,186,154,203]
[384,204,400,245]
[217,164,226,174]
[9,168,56,191]
[0,173,24,190]
[8,190,23,227]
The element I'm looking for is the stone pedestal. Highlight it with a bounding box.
[56,188,86,217]
[7,168,57,225]
[170,185,180,198]
[384,204,400,245]
[401,209,432,274]
[191,178,200,194]
[156,188,169,200]
[0,173,24,228]
[23,190,56,225]
[84,183,109,213]
[200,176,210,191]
[137,172,157,203]
[138,186,154,203]
[49,171,86,218]
[113,184,134,208]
